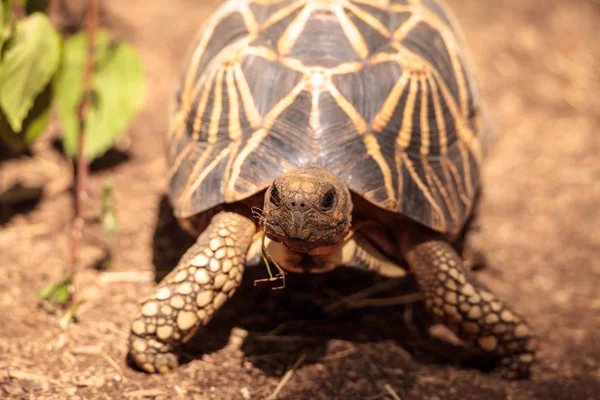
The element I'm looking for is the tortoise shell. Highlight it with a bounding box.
[167,0,492,235]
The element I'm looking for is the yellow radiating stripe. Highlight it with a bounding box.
[330,61,364,75]
[401,153,445,230]
[227,80,307,196]
[442,158,470,206]
[416,8,469,118]
[264,81,306,130]
[188,35,251,102]
[180,22,217,112]
[457,141,474,197]
[423,158,458,226]
[344,2,390,38]
[368,51,399,66]
[223,140,242,202]
[403,48,481,162]
[234,64,263,128]
[427,75,446,155]
[371,73,409,132]
[439,159,464,218]
[392,14,419,41]
[240,4,259,34]
[226,67,242,140]
[327,75,395,203]
[328,83,368,134]
[363,134,397,204]
[246,46,279,62]
[166,110,185,140]
[167,141,194,180]
[208,67,226,144]
[254,0,295,4]
[178,146,214,199]
[333,5,370,59]
[279,56,306,72]
[394,142,404,210]
[181,0,256,112]
[419,75,430,156]
[452,53,468,118]
[192,68,218,141]
[277,3,315,55]
[349,0,389,11]
[396,76,418,149]
[261,0,306,30]
[389,4,413,13]
[281,58,363,77]
[181,145,232,201]
[430,66,480,161]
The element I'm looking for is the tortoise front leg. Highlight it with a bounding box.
[128,211,255,373]
[400,228,538,379]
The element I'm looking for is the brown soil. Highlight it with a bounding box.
[1,0,599,399]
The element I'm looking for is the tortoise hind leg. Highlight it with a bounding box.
[337,232,407,278]
[128,211,255,373]
[400,227,538,379]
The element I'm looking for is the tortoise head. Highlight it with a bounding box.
[262,168,353,254]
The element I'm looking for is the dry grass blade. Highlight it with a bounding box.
[99,271,154,284]
[267,352,307,400]
[124,389,166,398]
[101,351,124,376]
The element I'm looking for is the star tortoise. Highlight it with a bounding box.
[128,0,537,379]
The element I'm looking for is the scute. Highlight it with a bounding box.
[168,0,491,235]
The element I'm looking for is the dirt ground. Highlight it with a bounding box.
[1,0,599,399]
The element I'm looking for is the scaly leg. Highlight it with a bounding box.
[128,211,255,373]
[400,228,537,379]
[338,232,407,278]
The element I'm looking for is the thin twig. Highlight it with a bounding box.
[101,351,124,377]
[69,0,99,301]
[383,384,402,400]
[324,279,405,313]
[267,352,307,400]
[343,293,423,309]
[320,346,357,361]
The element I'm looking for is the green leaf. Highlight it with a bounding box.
[0,12,60,132]
[0,81,52,151]
[100,179,118,234]
[38,274,72,306]
[56,30,146,161]
[2,1,12,26]
[0,4,4,51]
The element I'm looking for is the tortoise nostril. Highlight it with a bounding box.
[300,203,305,207]
[291,202,296,207]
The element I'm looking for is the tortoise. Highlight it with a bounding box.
[128,0,537,379]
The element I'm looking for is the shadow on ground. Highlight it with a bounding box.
[150,196,501,379]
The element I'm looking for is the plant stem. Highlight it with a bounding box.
[69,0,98,301]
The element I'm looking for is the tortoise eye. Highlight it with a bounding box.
[321,189,336,211]
[270,185,281,206]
